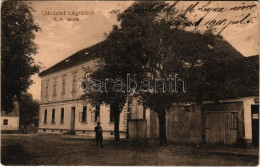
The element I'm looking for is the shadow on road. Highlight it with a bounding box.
[1,144,33,165]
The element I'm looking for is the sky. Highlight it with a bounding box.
[28,1,259,100]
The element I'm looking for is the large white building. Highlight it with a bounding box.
[38,42,131,138]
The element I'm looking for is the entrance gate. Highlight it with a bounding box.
[202,102,244,145]
[205,111,238,144]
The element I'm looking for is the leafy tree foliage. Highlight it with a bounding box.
[116,2,252,146]
[1,0,40,113]
[19,93,39,126]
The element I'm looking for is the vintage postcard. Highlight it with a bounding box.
[1,0,259,166]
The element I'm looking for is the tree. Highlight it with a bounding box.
[132,25,246,145]
[105,1,187,145]
[82,63,128,141]
[19,93,39,126]
[112,2,246,146]
[1,0,40,113]
[82,2,166,141]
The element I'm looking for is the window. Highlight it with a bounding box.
[62,77,66,94]
[110,105,115,122]
[45,82,49,96]
[72,74,77,91]
[44,110,47,123]
[3,119,8,125]
[92,105,100,122]
[80,72,88,90]
[83,106,87,122]
[80,79,87,90]
[95,105,100,122]
[79,106,87,122]
[53,79,57,96]
[52,109,55,123]
[60,108,64,123]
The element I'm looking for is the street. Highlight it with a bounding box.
[1,134,258,166]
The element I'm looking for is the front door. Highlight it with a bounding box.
[251,105,259,147]
[70,107,75,131]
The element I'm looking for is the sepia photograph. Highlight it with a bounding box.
[1,0,259,166]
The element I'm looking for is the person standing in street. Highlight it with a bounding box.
[94,121,103,148]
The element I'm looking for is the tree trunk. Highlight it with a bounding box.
[157,107,167,146]
[114,110,120,141]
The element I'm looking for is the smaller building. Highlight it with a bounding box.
[1,100,20,132]
[148,55,259,147]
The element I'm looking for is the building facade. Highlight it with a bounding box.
[149,97,259,147]
[38,43,129,138]
[39,41,258,147]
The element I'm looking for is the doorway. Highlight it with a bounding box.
[251,105,259,147]
[70,107,75,131]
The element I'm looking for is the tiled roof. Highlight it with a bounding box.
[39,33,244,77]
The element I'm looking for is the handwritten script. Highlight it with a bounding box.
[110,1,258,35]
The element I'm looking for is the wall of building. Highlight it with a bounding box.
[39,58,128,138]
[128,119,147,140]
[166,105,202,143]
[149,104,201,143]
[1,116,19,131]
[150,111,159,139]
[148,97,258,145]
[40,59,97,104]
[128,99,151,138]
[145,108,151,138]
[39,100,128,138]
[130,100,144,119]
